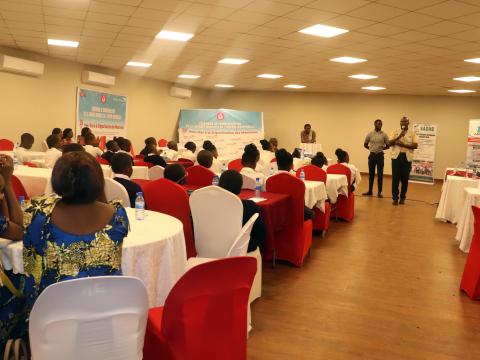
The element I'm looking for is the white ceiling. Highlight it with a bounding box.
[3,0,480,95]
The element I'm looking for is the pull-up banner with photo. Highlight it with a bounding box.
[178,109,264,159]
[467,119,480,165]
[410,123,437,184]
[76,87,127,138]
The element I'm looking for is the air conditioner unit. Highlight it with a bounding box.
[82,70,115,87]
[170,86,192,99]
[0,55,44,77]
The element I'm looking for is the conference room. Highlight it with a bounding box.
[1,0,480,359]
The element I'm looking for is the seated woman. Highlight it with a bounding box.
[101,140,120,163]
[115,137,134,158]
[335,148,361,191]
[140,137,157,156]
[182,142,197,162]
[143,144,167,168]
[164,164,187,185]
[240,144,265,186]
[0,155,26,349]
[61,128,74,145]
[203,141,222,173]
[311,152,328,171]
[219,170,266,253]
[22,151,129,312]
[259,139,274,165]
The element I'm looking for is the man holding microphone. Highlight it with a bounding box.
[363,119,389,197]
[389,116,418,205]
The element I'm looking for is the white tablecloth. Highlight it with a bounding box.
[0,208,186,307]
[455,187,480,253]
[326,174,349,204]
[304,180,327,212]
[435,176,480,223]
[293,157,311,171]
[13,166,51,197]
[0,150,46,162]
[298,143,322,154]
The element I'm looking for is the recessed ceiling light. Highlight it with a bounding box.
[362,86,385,91]
[47,39,79,48]
[464,58,480,64]
[257,74,283,79]
[453,76,480,82]
[156,30,194,42]
[284,84,306,89]
[299,24,348,38]
[349,74,378,80]
[178,74,200,79]
[331,56,367,64]
[126,61,152,68]
[448,89,476,93]
[215,84,235,88]
[218,58,249,65]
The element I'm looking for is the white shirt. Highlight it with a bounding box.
[180,150,196,162]
[84,145,103,158]
[44,148,62,168]
[240,167,265,184]
[162,149,178,161]
[211,158,222,173]
[260,150,274,165]
[339,162,362,188]
[13,147,29,163]
[113,173,131,180]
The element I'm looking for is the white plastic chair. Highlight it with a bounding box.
[241,174,256,190]
[29,276,148,360]
[189,186,243,258]
[148,165,164,181]
[104,177,131,207]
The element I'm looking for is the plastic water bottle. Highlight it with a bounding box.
[212,175,219,186]
[300,169,306,181]
[135,192,145,220]
[255,177,261,198]
[18,196,25,211]
[13,146,19,169]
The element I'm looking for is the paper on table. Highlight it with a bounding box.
[249,197,267,203]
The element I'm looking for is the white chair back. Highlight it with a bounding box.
[148,165,164,181]
[227,213,258,257]
[241,174,256,190]
[29,276,148,360]
[104,177,131,207]
[189,185,243,258]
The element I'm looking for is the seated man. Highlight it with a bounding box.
[163,141,179,161]
[196,149,214,169]
[51,127,62,137]
[219,170,266,252]
[311,152,327,170]
[240,143,265,185]
[143,144,167,167]
[102,140,119,163]
[83,133,103,158]
[14,133,34,163]
[164,163,187,185]
[44,134,62,168]
[182,141,197,162]
[110,152,143,208]
[140,137,157,156]
[115,137,134,158]
[275,148,314,221]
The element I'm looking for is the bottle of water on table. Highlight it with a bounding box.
[255,177,261,198]
[135,192,145,220]
[300,169,306,181]
[212,175,219,186]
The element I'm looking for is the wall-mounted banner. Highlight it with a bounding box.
[467,119,480,166]
[76,87,127,138]
[178,109,264,159]
[410,123,437,184]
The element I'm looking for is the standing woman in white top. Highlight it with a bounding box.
[335,148,361,191]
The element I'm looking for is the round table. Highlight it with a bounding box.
[0,208,186,307]
[455,187,480,252]
[435,175,480,223]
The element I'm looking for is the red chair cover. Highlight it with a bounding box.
[97,156,109,165]
[460,205,480,299]
[23,162,38,168]
[134,160,154,168]
[228,159,243,171]
[143,178,196,258]
[177,158,194,168]
[11,175,28,200]
[143,257,256,360]
[158,139,168,147]
[265,173,313,267]
[135,154,144,160]
[0,139,14,151]
[98,136,106,151]
[296,165,330,232]
[186,165,215,187]
[327,164,354,222]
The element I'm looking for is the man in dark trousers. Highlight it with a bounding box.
[363,119,389,198]
[389,116,418,206]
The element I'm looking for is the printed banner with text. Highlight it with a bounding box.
[410,123,437,184]
[76,87,127,138]
[178,109,264,159]
[467,119,480,166]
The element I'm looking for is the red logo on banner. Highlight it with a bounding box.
[100,95,107,104]
[79,91,85,97]
[217,112,224,120]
